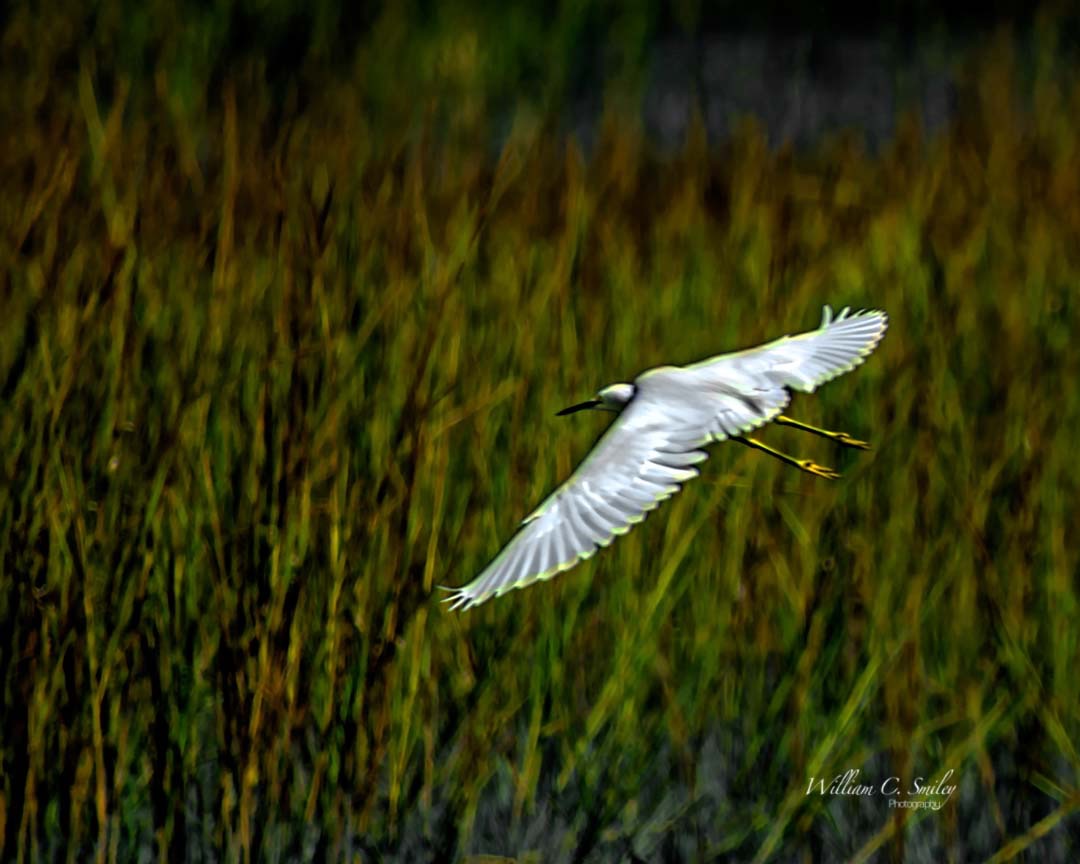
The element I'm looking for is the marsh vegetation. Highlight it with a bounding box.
[2,3,1079,861]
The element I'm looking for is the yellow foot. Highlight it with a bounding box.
[833,432,870,450]
[774,416,871,450]
[798,460,841,480]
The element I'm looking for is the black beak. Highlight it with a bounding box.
[556,399,601,416]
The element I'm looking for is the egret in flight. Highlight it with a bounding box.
[444,305,887,611]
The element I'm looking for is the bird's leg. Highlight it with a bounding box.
[731,435,841,480]
[774,415,870,450]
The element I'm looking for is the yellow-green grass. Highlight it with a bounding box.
[2,11,1079,862]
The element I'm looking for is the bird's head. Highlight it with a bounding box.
[557,382,635,416]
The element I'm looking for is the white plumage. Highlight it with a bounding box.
[444,305,888,611]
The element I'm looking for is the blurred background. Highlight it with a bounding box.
[2,0,1079,861]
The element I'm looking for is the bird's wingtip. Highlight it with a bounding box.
[438,585,479,611]
[822,304,889,330]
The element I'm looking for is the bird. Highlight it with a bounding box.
[442,305,888,611]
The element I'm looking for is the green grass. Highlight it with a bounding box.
[2,5,1080,861]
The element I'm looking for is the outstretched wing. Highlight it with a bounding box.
[690,306,888,394]
[443,399,711,611]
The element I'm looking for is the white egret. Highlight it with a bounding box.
[444,305,887,611]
